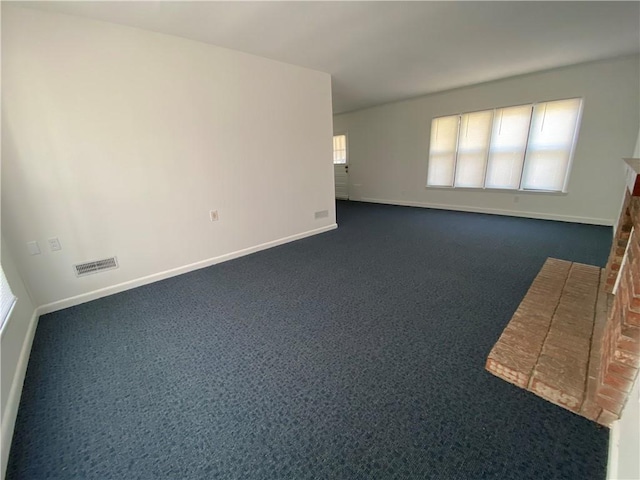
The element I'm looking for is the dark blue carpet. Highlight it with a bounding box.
[8,201,612,479]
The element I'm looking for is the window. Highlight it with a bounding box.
[427,98,582,192]
[333,134,347,164]
[1,265,17,331]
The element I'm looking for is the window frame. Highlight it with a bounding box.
[333,133,348,165]
[0,265,17,335]
[425,97,584,194]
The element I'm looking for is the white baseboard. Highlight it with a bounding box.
[38,223,338,315]
[1,309,40,480]
[358,197,613,226]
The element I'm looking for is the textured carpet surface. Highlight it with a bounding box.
[8,201,612,479]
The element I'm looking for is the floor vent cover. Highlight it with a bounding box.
[74,257,118,277]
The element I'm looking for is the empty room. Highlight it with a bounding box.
[1,2,640,479]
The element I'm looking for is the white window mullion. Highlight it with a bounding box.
[452,113,466,187]
[561,100,584,193]
[481,109,498,189]
[479,110,494,188]
[450,115,462,187]
[516,105,535,190]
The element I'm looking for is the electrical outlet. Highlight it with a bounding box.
[48,237,62,251]
[210,210,219,222]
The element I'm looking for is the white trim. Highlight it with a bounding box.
[0,300,17,339]
[38,224,338,315]
[0,266,17,336]
[358,197,612,226]
[560,97,585,193]
[607,419,620,480]
[425,185,568,196]
[1,309,39,479]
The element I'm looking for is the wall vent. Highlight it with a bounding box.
[74,257,118,277]
[315,210,329,219]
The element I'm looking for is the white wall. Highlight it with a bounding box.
[334,55,640,225]
[0,240,38,479]
[1,6,336,309]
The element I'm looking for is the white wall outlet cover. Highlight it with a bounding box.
[27,241,41,255]
[48,238,62,251]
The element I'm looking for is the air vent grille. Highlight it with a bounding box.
[74,257,118,277]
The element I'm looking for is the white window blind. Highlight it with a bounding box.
[427,115,458,186]
[485,104,532,189]
[426,98,582,192]
[333,135,347,164]
[1,265,17,330]
[454,110,493,188]
[521,98,582,191]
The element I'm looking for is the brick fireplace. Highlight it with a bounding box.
[595,158,640,425]
[487,158,640,427]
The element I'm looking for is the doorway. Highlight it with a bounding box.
[333,134,348,200]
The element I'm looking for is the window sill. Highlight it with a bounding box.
[425,186,568,196]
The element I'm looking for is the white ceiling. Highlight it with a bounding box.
[13,1,640,114]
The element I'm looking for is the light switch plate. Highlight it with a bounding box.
[27,241,41,255]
